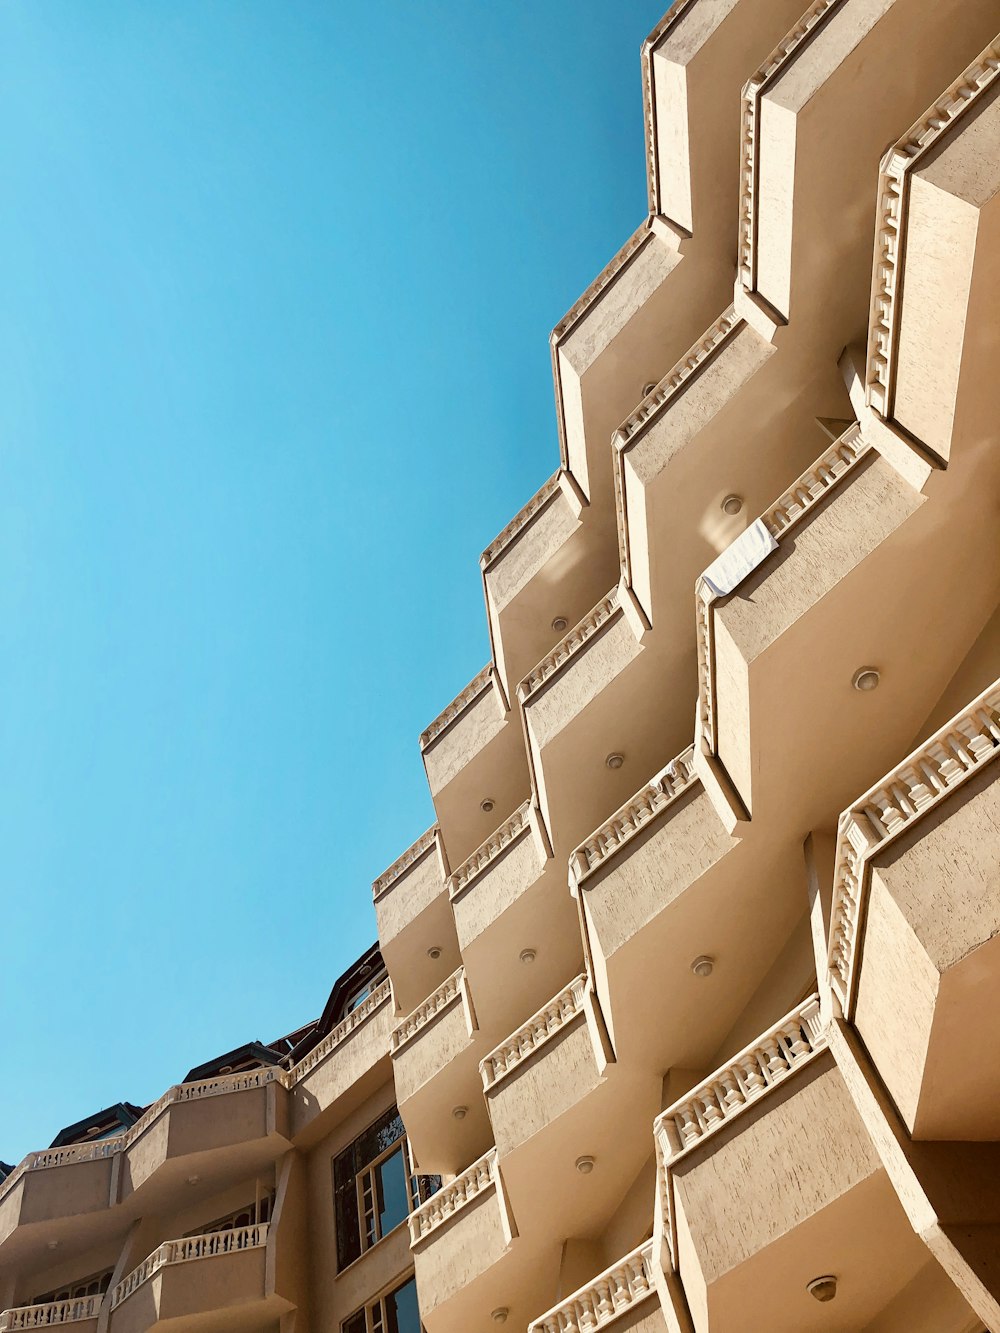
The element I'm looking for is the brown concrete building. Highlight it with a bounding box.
[3,2,1000,1330]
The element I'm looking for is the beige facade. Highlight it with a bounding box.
[4,2,1000,1330]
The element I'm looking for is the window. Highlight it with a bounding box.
[185,1193,272,1237]
[332,1108,440,1271]
[342,965,388,1018]
[342,1276,422,1333]
[34,1268,113,1305]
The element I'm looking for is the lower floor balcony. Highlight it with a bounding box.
[527,1240,680,1333]
[107,1224,287,1333]
[654,999,982,1332]
[829,676,1000,1140]
[0,1297,100,1331]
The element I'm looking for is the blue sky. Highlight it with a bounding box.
[0,0,667,1163]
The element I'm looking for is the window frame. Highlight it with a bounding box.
[341,1271,421,1333]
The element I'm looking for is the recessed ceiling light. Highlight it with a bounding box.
[642,381,657,397]
[807,1275,838,1303]
[721,494,743,516]
[426,945,442,960]
[187,1175,200,1186]
[519,948,537,964]
[605,752,625,770]
[691,955,715,978]
[491,1310,509,1325]
[852,667,880,692]
[452,1105,468,1121]
[480,797,495,814]
[551,615,568,633]
[575,1155,596,1174]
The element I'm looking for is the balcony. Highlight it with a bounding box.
[420,665,530,868]
[828,678,1000,1140]
[865,37,1000,476]
[527,1241,666,1333]
[481,468,618,704]
[449,801,581,1037]
[552,0,814,511]
[372,826,459,1016]
[410,1149,550,1333]
[480,976,660,1244]
[517,587,689,862]
[289,978,394,1140]
[0,1297,100,1331]
[108,1223,285,1333]
[654,999,966,1331]
[0,1068,291,1248]
[391,969,490,1175]
[697,421,1000,833]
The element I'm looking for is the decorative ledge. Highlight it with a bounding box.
[291,979,392,1081]
[614,308,741,584]
[641,0,703,215]
[480,975,588,1091]
[695,422,869,756]
[480,471,563,572]
[390,968,464,1055]
[866,40,1000,414]
[419,665,497,753]
[111,1224,268,1309]
[372,826,439,903]
[408,1148,498,1245]
[529,1240,657,1333]
[828,679,1000,1012]
[0,1297,102,1330]
[737,0,845,290]
[448,800,533,904]
[655,997,825,1265]
[517,589,620,704]
[569,748,697,891]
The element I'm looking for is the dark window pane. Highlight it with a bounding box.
[413,1174,441,1206]
[386,1277,421,1333]
[342,1310,366,1333]
[376,1146,409,1238]
[333,1147,361,1270]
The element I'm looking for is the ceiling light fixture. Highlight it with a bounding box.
[642,381,657,397]
[452,1106,468,1121]
[551,616,568,633]
[519,948,537,964]
[807,1275,838,1303]
[491,1310,509,1325]
[480,797,495,814]
[691,956,715,978]
[721,494,744,516]
[575,1155,596,1174]
[852,667,880,692]
[426,945,442,961]
[605,752,625,770]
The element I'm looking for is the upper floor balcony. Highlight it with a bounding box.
[828,678,1000,1141]
[420,665,530,869]
[448,800,581,1039]
[653,998,976,1331]
[390,968,491,1177]
[107,1222,285,1333]
[0,1069,291,1252]
[552,0,813,514]
[479,975,661,1248]
[372,826,459,1017]
[863,36,1000,479]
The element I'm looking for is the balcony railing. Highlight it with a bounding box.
[372,826,439,903]
[408,1148,498,1245]
[390,968,464,1054]
[480,472,563,572]
[569,748,696,890]
[654,996,826,1266]
[695,423,869,754]
[110,1224,268,1309]
[517,590,620,703]
[866,39,1000,414]
[0,1066,289,1206]
[828,679,1000,1013]
[448,801,532,904]
[737,0,844,291]
[0,1297,101,1330]
[290,978,392,1080]
[419,666,497,752]
[528,1240,656,1333]
[480,975,588,1091]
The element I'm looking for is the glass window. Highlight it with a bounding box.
[343,1277,422,1333]
[342,1311,367,1333]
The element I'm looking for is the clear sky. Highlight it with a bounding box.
[0,0,667,1164]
